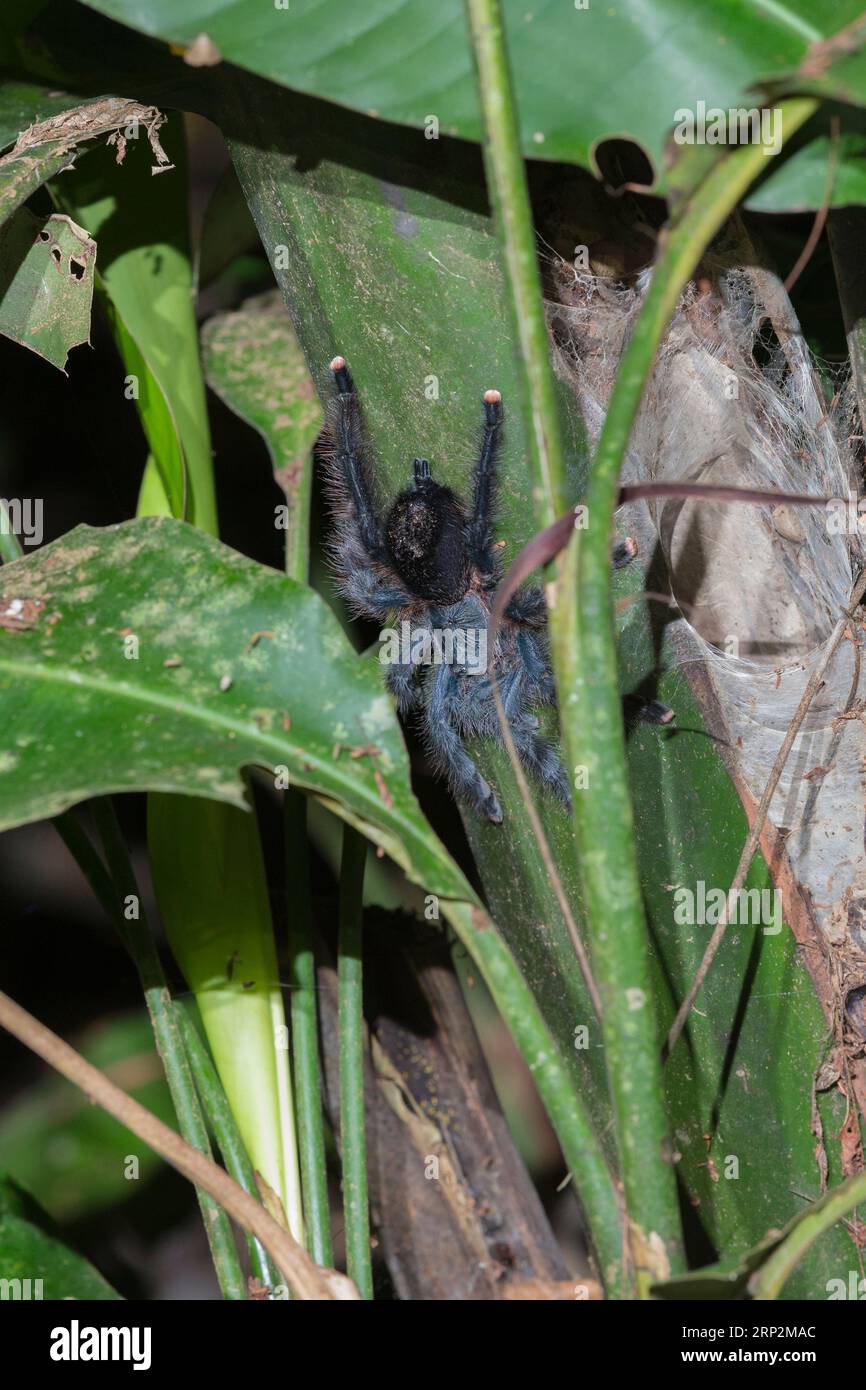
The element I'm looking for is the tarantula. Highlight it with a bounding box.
[320,357,668,824]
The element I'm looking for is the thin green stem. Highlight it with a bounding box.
[87,798,247,1300]
[465,0,632,1294]
[337,824,372,1299]
[464,0,568,525]
[750,1171,866,1300]
[175,1000,282,1291]
[280,381,332,1264]
[571,100,815,1293]
[285,791,333,1266]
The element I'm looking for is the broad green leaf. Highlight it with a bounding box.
[201,289,323,578]
[0,1012,173,1221]
[0,208,94,369]
[619,591,857,1296]
[78,0,866,198]
[0,516,472,902]
[0,1177,121,1298]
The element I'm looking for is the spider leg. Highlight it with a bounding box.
[509,717,573,811]
[467,389,503,580]
[424,664,503,823]
[505,535,635,629]
[506,584,546,626]
[324,357,386,561]
[342,569,410,621]
[385,660,418,714]
[628,696,675,726]
[611,536,638,570]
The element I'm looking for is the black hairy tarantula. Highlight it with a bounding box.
[320,357,668,824]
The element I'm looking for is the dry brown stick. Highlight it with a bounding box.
[0,989,358,1301]
[664,566,866,1061]
[783,115,841,296]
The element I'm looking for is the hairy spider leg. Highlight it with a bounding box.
[385,661,418,713]
[611,536,638,570]
[515,628,557,704]
[505,584,547,626]
[342,570,410,621]
[467,389,503,579]
[328,356,385,561]
[424,662,503,823]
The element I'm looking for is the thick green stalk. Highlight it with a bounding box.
[571,100,815,1292]
[750,1171,866,1299]
[465,0,645,1292]
[285,791,333,1266]
[337,825,372,1299]
[88,799,247,1300]
[175,1001,282,1291]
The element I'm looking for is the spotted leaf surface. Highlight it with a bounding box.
[0,516,472,900]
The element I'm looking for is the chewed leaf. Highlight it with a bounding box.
[0,210,95,370]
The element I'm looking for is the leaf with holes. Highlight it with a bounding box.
[0,208,94,369]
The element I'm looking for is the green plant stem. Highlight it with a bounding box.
[285,791,333,1266]
[280,394,332,1266]
[750,1171,866,1299]
[53,811,118,918]
[464,0,567,524]
[337,824,372,1299]
[88,798,247,1301]
[465,0,634,1294]
[174,1001,282,1290]
[570,99,815,1292]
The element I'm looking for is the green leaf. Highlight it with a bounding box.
[0,1012,173,1221]
[0,207,94,369]
[201,289,323,578]
[0,515,472,901]
[78,0,866,198]
[0,1187,121,1299]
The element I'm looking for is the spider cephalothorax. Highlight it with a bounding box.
[319,356,660,823]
